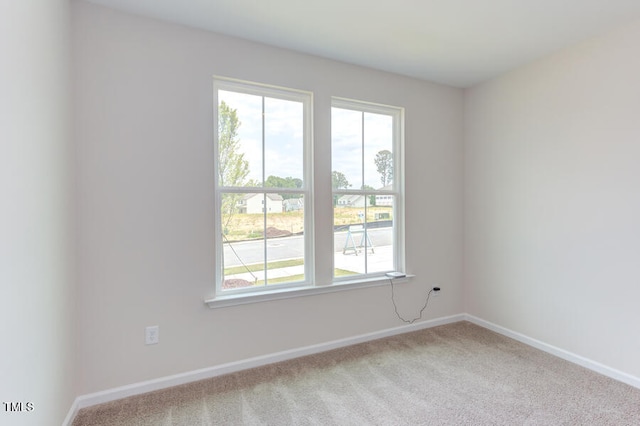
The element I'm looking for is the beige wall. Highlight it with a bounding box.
[0,1,75,425]
[5,0,640,417]
[73,1,464,394]
[465,19,640,377]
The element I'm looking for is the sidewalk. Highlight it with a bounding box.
[225,245,393,282]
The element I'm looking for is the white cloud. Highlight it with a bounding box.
[332,108,393,189]
[219,90,305,184]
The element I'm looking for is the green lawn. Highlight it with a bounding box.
[255,269,356,285]
[225,257,357,285]
[224,258,304,276]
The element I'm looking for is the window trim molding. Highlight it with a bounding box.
[330,97,406,282]
[208,79,406,307]
[205,275,415,309]
[212,76,314,298]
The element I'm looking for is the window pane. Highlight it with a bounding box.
[265,193,305,286]
[333,196,395,278]
[334,208,366,278]
[218,90,263,187]
[264,97,304,186]
[331,107,362,190]
[364,112,394,190]
[221,192,306,290]
[367,196,395,274]
[221,192,262,290]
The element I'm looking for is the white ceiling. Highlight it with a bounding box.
[85,0,640,88]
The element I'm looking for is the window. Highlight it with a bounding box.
[209,78,404,306]
[331,98,404,281]
[213,78,312,296]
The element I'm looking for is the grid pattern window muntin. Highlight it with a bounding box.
[214,78,313,296]
[331,98,404,281]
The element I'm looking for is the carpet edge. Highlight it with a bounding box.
[65,313,465,424]
[465,314,640,389]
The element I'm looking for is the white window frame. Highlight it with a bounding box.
[206,80,408,309]
[211,77,314,301]
[331,97,405,282]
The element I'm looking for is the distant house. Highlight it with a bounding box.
[336,186,393,207]
[336,194,370,208]
[237,193,283,214]
[283,198,304,212]
[375,194,393,206]
[375,185,394,206]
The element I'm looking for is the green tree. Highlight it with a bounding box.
[332,171,351,206]
[218,101,249,188]
[218,101,249,230]
[265,175,303,199]
[290,177,303,189]
[374,150,393,187]
[332,171,351,190]
[362,184,376,206]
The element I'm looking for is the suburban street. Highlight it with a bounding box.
[223,227,393,267]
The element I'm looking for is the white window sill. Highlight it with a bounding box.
[205,274,415,309]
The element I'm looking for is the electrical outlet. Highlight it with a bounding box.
[432,286,441,297]
[145,325,159,345]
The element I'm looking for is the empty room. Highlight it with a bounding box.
[2,1,640,425]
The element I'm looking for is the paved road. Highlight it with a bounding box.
[223,227,392,267]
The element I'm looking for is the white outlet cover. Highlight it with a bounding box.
[145,325,159,345]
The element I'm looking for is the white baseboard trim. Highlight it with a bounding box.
[62,398,80,426]
[64,313,640,425]
[464,314,640,389]
[64,313,464,424]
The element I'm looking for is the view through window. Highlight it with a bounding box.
[213,78,404,300]
[331,99,402,280]
[215,81,312,294]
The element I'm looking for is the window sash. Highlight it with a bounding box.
[211,79,405,303]
[331,97,404,281]
[213,77,313,296]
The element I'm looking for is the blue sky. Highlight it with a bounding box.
[219,90,393,190]
[220,90,303,185]
[331,107,393,190]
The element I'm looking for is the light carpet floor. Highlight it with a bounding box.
[72,321,640,425]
